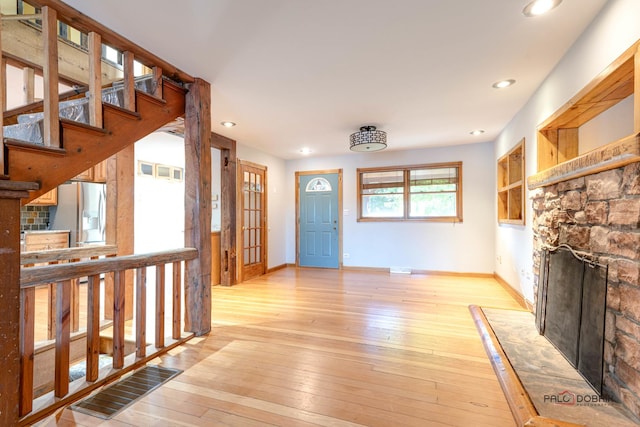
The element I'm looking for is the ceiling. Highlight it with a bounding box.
[64,0,609,159]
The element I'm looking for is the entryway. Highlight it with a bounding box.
[296,170,342,268]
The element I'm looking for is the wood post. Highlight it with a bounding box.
[635,45,640,133]
[184,78,212,335]
[212,133,237,287]
[123,51,135,111]
[105,146,135,320]
[0,182,36,425]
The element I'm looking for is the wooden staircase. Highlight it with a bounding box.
[4,77,186,203]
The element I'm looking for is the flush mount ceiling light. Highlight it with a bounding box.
[523,0,562,17]
[349,125,387,152]
[220,121,236,128]
[470,129,485,136]
[492,79,516,89]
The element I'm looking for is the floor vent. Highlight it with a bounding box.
[70,365,182,420]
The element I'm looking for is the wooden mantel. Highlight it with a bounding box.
[528,133,640,189]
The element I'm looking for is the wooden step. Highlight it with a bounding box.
[7,79,186,203]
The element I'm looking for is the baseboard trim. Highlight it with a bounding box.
[493,272,532,311]
[266,264,288,274]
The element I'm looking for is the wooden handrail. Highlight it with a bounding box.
[18,247,198,424]
[21,244,118,264]
[25,0,194,83]
[21,248,197,287]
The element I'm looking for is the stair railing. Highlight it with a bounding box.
[18,247,198,426]
[1,0,193,179]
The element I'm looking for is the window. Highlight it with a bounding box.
[357,162,462,222]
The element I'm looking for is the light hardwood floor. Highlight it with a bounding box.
[40,267,523,426]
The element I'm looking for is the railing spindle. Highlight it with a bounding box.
[112,270,126,369]
[136,267,147,358]
[19,287,35,416]
[42,5,60,148]
[152,66,163,98]
[22,66,35,104]
[54,280,71,398]
[155,264,165,348]
[88,31,102,128]
[123,51,135,111]
[85,273,101,382]
[172,261,181,339]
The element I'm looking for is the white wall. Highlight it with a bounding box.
[494,0,640,302]
[134,132,185,253]
[237,143,288,269]
[285,141,495,273]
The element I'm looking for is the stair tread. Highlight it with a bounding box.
[3,138,66,155]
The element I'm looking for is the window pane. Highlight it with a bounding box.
[362,194,404,217]
[410,168,457,193]
[410,193,457,217]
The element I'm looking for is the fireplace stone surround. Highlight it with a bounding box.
[530,143,640,419]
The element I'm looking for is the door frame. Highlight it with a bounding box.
[237,159,268,282]
[295,169,343,268]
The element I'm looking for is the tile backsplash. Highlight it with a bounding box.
[21,206,50,231]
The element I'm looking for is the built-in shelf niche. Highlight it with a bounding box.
[498,138,525,224]
[535,41,640,174]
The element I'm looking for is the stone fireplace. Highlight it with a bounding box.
[530,140,640,418]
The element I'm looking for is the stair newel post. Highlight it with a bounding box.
[88,32,103,128]
[184,78,212,335]
[0,181,38,425]
[42,6,60,148]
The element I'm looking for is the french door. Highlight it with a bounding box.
[238,160,267,281]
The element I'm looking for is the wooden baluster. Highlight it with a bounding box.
[152,66,163,99]
[42,6,60,148]
[0,26,4,175]
[136,267,147,358]
[156,264,165,348]
[86,273,101,382]
[23,66,35,104]
[19,287,35,416]
[123,51,135,111]
[70,259,80,332]
[54,280,71,398]
[172,261,181,339]
[88,32,102,128]
[112,269,126,369]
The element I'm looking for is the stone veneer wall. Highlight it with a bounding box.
[531,162,640,418]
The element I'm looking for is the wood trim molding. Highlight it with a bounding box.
[493,272,532,311]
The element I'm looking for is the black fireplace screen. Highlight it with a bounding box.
[535,245,608,394]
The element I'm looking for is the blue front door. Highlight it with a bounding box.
[299,173,339,268]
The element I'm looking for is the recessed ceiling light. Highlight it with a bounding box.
[492,79,516,89]
[470,129,485,136]
[220,121,236,128]
[523,0,562,17]
[300,147,312,155]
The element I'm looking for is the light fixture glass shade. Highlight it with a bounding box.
[350,126,387,152]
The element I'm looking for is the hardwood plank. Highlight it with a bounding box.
[41,268,522,426]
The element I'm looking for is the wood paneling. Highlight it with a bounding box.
[44,268,523,426]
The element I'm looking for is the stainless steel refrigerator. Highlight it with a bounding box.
[50,182,107,246]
